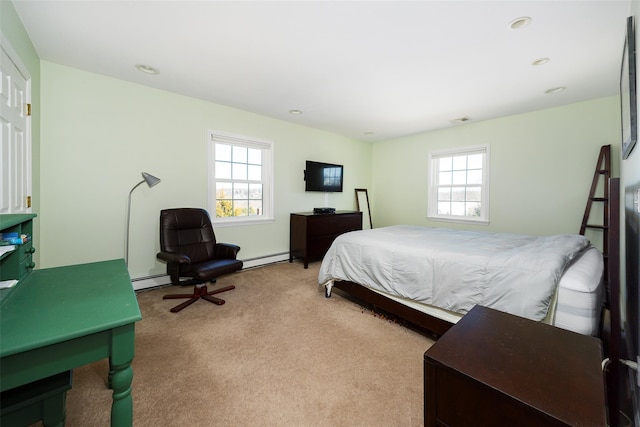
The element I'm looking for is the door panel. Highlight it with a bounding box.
[0,44,31,214]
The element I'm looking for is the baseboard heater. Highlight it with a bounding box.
[131,252,290,291]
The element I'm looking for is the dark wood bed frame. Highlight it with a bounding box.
[328,178,624,425]
[324,177,632,427]
[331,281,454,337]
[331,193,619,338]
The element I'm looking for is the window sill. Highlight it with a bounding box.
[213,217,275,227]
[427,215,489,226]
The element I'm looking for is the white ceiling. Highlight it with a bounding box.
[11,0,631,141]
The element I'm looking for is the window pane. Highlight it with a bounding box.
[233,182,248,199]
[232,146,247,163]
[216,182,232,199]
[216,144,231,162]
[439,157,453,171]
[249,183,262,199]
[249,199,262,216]
[232,163,247,180]
[466,202,481,216]
[248,164,261,181]
[452,156,466,170]
[439,171,452,185]
[248,148,262,165]
[438,187,451,202]
[216,200,233,217]
[466,187,481,201]
[451,187,465,201]
[233,199,249,216]
[438,201,451,215]
[451,202,466,216]
[452,171,466,185]
[215,161,231,179]
[468,153,483,169]
[467,169,482,185]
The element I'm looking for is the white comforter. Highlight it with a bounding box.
[318,225,591,321]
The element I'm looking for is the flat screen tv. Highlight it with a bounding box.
[304,161,343,192]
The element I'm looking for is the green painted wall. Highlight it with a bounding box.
[3,0,624,280]
[371,97,620,251]
[39,61,372,279]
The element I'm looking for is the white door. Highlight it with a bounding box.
[0,41,32,214]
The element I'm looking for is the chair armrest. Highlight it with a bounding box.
[156,251,191,264]
[215,243,241,259]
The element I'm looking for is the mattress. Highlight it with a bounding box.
[321,227,604,336]
[552,246,604,335]
[342,246,604,336]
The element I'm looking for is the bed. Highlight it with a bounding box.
[319,225,604,337]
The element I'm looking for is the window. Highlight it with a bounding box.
[208,130,274,225]
[427,145,490,224]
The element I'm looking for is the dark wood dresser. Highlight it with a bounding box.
[289,211,362,268]
[424,305,607,427]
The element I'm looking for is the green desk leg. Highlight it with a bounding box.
[108,324,136,427]
[41,392,68,427]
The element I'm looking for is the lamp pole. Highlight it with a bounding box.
[125,172,161,265]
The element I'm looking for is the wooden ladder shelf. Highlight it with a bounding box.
[579,144,611,282]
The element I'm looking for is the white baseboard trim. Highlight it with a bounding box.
[241,252,289,269]
[131,275,171,291]
[131,252,290,291]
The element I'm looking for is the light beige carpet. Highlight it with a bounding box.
[63,261,434,426]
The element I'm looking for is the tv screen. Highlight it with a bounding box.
[304,161,343,192]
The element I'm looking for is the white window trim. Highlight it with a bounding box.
[207,130,275,227]
[427,144,490,225]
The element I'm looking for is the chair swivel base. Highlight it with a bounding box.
[163,283,235,313]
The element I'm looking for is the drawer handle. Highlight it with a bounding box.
[27,262,35,269]
[28,247,36,254]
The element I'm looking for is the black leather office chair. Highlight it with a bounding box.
[157,208,243,313]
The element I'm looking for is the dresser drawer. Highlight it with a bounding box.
[307,235,336,258]
[18,241,33,261]
[306,215,338,236]
[16,255,35,281]
[334,214,362,233]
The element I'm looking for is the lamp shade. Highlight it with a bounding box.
[141,172,161,187]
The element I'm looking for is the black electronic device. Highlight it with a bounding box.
[313,207,336,214]
[304,160,343,192]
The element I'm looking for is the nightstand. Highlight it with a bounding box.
[424,305,607,426]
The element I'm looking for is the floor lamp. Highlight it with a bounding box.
[125,172,161,265]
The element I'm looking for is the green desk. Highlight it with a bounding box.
[0,259,142,426]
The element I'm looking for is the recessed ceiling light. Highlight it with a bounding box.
[509,17,532,29]
[532,58,550,66]
[545,86,566,94]
[289,109,302,115]
[135,64,159,75]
